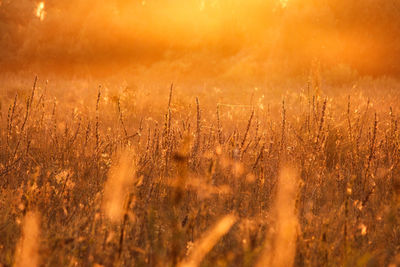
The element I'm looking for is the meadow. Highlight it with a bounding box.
[1,74,400,266]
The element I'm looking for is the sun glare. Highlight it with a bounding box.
[280,0,288,8]
[35,2,45,21]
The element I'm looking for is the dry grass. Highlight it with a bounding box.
[1,76,400,266]
[14,211,40,267]
[256,166,299,267]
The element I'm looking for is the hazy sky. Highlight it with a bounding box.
[1,0,399,77]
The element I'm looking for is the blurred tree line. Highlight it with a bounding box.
[0,0,399,76]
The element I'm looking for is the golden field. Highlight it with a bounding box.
[1,75,400,266]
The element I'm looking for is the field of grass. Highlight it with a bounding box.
[1,75,400,266]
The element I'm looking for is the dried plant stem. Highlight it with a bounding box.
[316,98,327,145]
[118,193,134,260]
[193,97,201,159]
[178,215,237,267]
[118,97,128,138]
[95,88,101,150]
[217,104,223,145]
[14,211,41,267]
[241,109,254,151]
[256,166,299,267]
[280,100,286,152]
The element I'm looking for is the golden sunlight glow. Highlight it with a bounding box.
[2,0,390,76]
[36,2,45,21]
[1,1,400,266]
[279,0,288,8]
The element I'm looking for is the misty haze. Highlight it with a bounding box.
[1,0,400,266]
